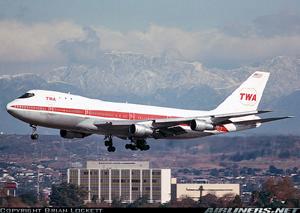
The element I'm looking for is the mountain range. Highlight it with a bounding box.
[1,52,299,135]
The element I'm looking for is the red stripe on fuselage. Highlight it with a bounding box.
[11,105,171,120]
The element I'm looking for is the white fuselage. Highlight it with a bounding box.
[6,90,258,140]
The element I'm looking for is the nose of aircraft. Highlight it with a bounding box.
[6,101,14,114]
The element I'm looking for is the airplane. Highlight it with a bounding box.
[6,71,292,152]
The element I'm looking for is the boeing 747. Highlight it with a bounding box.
[6,71,291,152]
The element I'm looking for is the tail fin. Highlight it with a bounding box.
[213,71,270,113]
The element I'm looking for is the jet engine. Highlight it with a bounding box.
[190,119,215,131]
[129,124,153,137]
[60,130,87,139]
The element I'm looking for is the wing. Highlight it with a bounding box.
[91,110,288,139]
[152,110,271,128]
[92,110,270,129]
[152,126,188,139]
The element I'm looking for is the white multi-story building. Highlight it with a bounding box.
[67,161,171,203]
[171,178,240,201]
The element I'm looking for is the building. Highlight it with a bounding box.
[67,161,171,203]
[171,178,240,201]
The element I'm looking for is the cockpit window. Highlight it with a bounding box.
[18,93,35,99]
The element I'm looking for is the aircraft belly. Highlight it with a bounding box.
[28,112,82,130]
[51,114,83,129]
[11,110,34,125]
[9,110,51,127]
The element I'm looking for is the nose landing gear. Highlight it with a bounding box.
[30,124,39,140]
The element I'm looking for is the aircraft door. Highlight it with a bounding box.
[45,104,56,126]
[85,108,90,118]
[48,104,53,114]
[129,112,135,120]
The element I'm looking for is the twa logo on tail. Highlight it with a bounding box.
[239,88,257,106]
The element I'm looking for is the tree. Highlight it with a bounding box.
[172,196,198,207]
[91,195,97,204]
[7,197,28,207]
[279,149,291,158]
[127,195,150,208]
[247,168,255,175]
[292,167,298,173]
[111,197,125,207]
[263,178,275,193]
[210,168,219,177]
[231,195,243,207]
[240,169,247,175]
[19,193,37,207]
[50,182,88,207]
[278,176,298,201]
[217,193,236,207]
[219,162,227,167]
[193,169,202,175]
[262,177,299,203]
[0,185,7,197]
[230,152,243,162]
[248,190,272,207]
[285,198,299,208]
[0,196,28,207]
[198,193,218,207]
[270,200,286,208]
[269,165,277,174]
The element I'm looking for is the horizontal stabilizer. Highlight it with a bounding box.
[214,110,271,118]
[212,110,272,124]
[232,116,294,125]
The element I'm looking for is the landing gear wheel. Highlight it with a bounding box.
[107,146,116,152]
[126,138,149,151]
[105,140,112,147]
[125,143,137,150]
[130,145,138,151]
[136,140,146,149]
[30,124,38,140]
[104,135,116,152]
[31,134,39,140]
[141,144,150,151]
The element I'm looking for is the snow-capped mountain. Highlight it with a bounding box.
[40,53,300,104]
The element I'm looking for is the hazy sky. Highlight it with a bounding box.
[1,0,300,74]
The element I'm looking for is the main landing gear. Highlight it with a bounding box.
[30,124,39,140]
[125,138,150,151]
[104,136,150,152]
[104,135,116,152]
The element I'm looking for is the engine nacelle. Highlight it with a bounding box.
[129,124,153,137]
[190,119,215,131]
[60,130,86,139]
